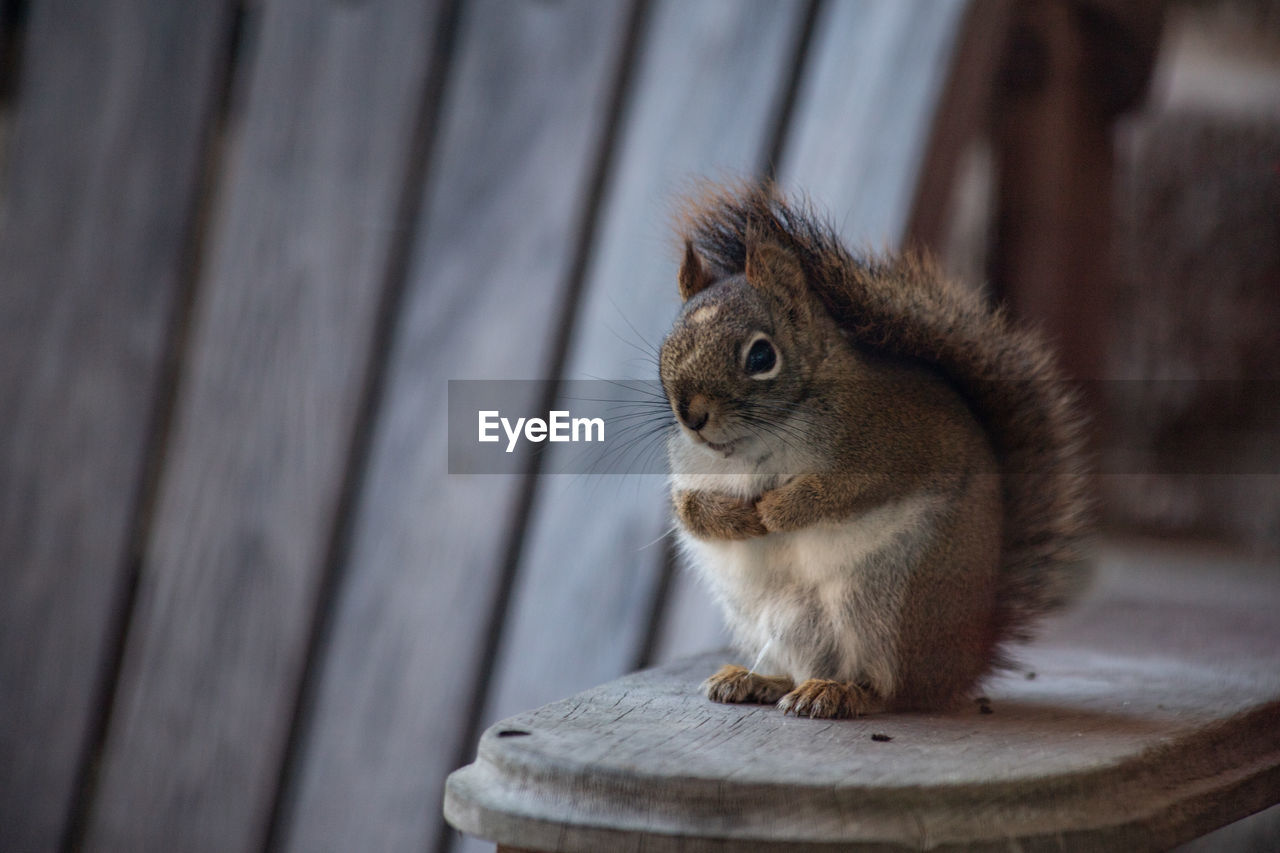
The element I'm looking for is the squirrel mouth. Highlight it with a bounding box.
[699,437,740,457]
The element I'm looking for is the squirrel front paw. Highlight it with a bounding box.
[756,474,824,533]
[703,664,794,704]
[777,679,879,719]
[674,490,766,540]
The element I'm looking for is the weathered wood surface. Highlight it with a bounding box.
[445,541,1280,851]
[475,0,811,734]
[0,2,234,849]
[278,3,637,851]
[81,1,449,849]
[652,0,984,667]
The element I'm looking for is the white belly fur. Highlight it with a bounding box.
[677,493,941,691]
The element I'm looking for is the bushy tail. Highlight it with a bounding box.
[678,180,1094,655]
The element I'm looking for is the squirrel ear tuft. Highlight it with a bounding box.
[745,238,805,301]
[678,241,714,301]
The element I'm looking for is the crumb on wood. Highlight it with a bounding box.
[1026,671,1037,680]
[871,732,892,742]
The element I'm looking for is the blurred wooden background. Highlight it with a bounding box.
[0,0,1275,851]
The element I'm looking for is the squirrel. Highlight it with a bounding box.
[660,181,1091,718]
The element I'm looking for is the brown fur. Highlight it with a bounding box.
[702,665,794,704]
[662,181,1092,716]
[674,490,765,540]
[675,180,1093,663]
[776,679,879,719]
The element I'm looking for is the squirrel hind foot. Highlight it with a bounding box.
[776,679,881,719]
[702,664,795,704]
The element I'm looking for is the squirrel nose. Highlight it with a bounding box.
[678,394,710,431]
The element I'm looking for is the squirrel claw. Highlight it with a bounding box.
[703,664,794,704]
[777,679,876,719]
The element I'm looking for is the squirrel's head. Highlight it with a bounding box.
[659,237,837,461]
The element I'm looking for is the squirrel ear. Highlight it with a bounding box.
[745,239,805,300]
[678,241,714,301]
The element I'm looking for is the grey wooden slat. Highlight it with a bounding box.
[80,1,448,850]
[652,0,979,666]
[278,3,637,852]
[781,0,971,244]
[477,0,810,734]
[0,2,233,849]
[446,541,1280,850]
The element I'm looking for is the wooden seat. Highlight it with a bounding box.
[444,542,1280,851]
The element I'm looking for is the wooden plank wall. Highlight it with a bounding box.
[0,1,993,851]
[475,0,813,741]
[279,3,639,851]
[0,2,236,849]
[80,1,458,849]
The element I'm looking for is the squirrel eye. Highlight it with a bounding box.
[743,336,778,378]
